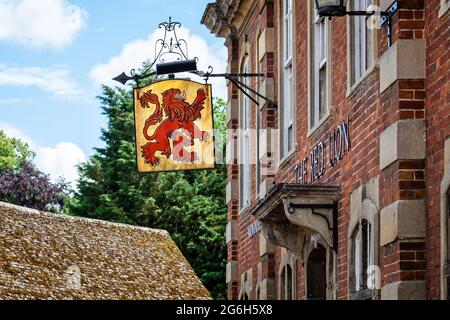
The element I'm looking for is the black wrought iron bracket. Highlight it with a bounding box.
[113,17,188,85]
[201,72,277,108]
[113,17,277,108]
[323,1,398,47]
[288,203,338,253]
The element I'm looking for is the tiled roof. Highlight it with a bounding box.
[0,202,210,300]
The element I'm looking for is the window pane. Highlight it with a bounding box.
[362,220,369,289]
[287,265,293,300]
[351,0,372,85]
[256,110,261,194]
[280,269,286,300]
[284,0,292,63]
[354,232,361,292]
[365,16,372,71]
[282,0,293,157]
[288,125,293,152]
[312,6,327,128]
[319,65,327,118]
[240,57,251,209]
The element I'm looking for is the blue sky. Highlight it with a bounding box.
[0,0,226,185]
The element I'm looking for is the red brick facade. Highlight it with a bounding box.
[202,0,449,300]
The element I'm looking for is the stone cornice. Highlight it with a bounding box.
[201,0,260,42]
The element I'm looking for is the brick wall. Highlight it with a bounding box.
[425,0,449,300]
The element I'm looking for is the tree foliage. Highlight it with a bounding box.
[0,130,69,212]
[0,161,69,213]
[0,130,35,172]
[67,85,227,299]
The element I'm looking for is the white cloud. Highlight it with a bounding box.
[35,143,86,186]
[0,121,35,147]
[0,0,87,49]
[0,64,83,99]
[90,27,228,99]
[0,122,86,186]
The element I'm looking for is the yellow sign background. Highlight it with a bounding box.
[134,79,215,173]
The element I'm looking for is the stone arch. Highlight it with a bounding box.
[303,234,336,300]
[348,191,379,300]
[278,248,296,300]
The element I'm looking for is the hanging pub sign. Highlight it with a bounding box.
[134,79,215,173]
[114,18,274,173]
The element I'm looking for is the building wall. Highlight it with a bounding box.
[204,0,449,300]
[424,0,450,300]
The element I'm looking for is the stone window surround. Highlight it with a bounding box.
[277,0,298,169]
[439,0,450,18]
[348,199,379,299]
[278,248,297,300]
[348,177,380,300]
[441,137,450,299]
[303,235,337,300]
[239,268,253,300]
[255,262,262,300]
[280,0,294,160]
[346,0,380,98]
[239,47,252,213]
[307,0,333,137]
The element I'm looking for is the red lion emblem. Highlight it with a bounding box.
[138,87,209,166]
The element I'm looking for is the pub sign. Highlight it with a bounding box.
[134,79,215,173]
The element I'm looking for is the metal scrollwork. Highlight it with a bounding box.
[113,17,191,85]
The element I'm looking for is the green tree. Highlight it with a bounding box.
[68,85,227,299]
[0,161,69,213]
[0,131,35,172]
[0,131,69,213]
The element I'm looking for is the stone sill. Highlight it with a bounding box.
[350,288,374,300]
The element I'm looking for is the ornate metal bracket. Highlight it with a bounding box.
[113,17,189,85]
[112,17,277,108]
[347,1,398,47]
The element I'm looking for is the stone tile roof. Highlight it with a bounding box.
[0,202,210,300]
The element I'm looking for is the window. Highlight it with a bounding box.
[351,219,373,297]
[256,40,262,197]
[256,108,261,196]
[240,56,251,210]
[281,0,294,158]
[280,264,294,300]
[310,1,330,129]
[307,245,327,300]
[350,0,374,86]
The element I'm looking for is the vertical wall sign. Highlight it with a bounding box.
[134,79,215,173]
